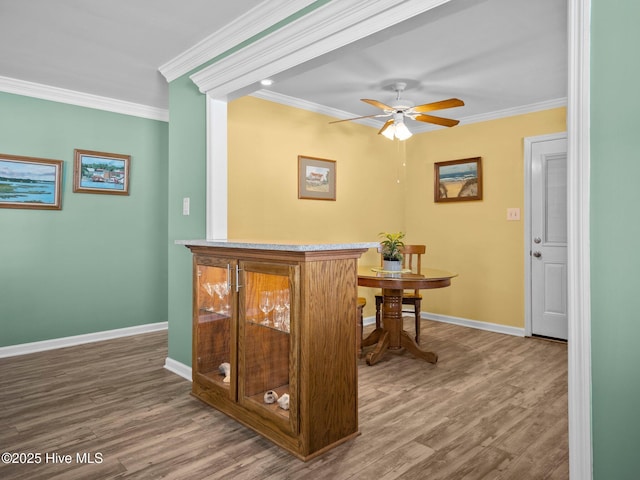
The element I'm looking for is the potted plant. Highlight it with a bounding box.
[379,231,405,271]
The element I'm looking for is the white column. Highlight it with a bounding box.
[206,96,228,240]
[567,0,592,478]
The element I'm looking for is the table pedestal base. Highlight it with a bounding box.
[362,328,438,365]
[361,288,438,366]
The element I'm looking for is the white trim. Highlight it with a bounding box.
[435,98,567,133]
[0,322,168,359]
[158,0,318,83]
[363,315,377,327]
[164,357,193,382]
[251,89,383,128]
[567,0,592,478]
[363,313,525,337]
[423,312,525,337]
[523,132,568,338]
[206,97,228,240]
[524,137,533,337]
[253,89,567,131]
[191,0,453,99]
[0,75,169,122]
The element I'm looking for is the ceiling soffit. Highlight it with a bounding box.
[189,0,453,100]
[159,0,318,83]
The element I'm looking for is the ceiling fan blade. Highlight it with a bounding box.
[361,98,394,111]
[414,114,460,127]
[411,98,464,114]
[378,119,394,135]
[329,113,389,124]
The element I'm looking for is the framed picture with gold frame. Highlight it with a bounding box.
[73,149,130,195]
[298,155,336,201]
[434,157,482,202]
[0,153,63,210]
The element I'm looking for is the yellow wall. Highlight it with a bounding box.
[404,108,566,327]
[228,95,406,249]
[228,96,566,328]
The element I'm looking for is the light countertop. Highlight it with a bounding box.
[176,239,379,252]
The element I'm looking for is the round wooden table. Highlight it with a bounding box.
[357,265,457,366]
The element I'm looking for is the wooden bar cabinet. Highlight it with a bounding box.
[180,240,374,461]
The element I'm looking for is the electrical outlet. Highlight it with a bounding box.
[183,197,190,216]
[507,207,520,221]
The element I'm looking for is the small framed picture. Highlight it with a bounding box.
[434,157,482,202]
[73,149,130,195]
[0,153,63,210]
[298,155,336,201]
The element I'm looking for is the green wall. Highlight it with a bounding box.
[0,92,168,346]
[591,0,640,478]
[167,75,207,366]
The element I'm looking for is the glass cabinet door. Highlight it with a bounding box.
[238,261,298,434]
[194,257,236,399]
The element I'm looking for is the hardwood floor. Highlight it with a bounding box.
[0,319,568,479]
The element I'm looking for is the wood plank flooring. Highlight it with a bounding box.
[0,319,568,479]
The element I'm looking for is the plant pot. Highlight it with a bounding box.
[383,260,402,272]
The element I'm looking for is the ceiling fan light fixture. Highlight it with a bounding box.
[381,124,396,140]
[394,122,412,140]
[333,82,461,140]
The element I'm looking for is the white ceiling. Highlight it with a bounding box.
[0,0,567,125]
[0,0,264,109]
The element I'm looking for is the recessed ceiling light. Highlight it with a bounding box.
[260,78,274,86]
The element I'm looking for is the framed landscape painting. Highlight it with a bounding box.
[434,157,483,202]
[0,153,63,210]
[298,155,336,201]
[73,149,130,195]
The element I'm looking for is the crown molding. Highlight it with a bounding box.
[191,0,452,99]
[251,89,382,128]
[159,0,318,83]
[411,97,569,133]
[252,89,567,133]
[0,75,169,122]
[457,97,567,125]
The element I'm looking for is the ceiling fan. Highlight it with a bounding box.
[330,81,464,140]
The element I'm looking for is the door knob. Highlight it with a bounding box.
[534,237,542,244]
[533,251,542,258]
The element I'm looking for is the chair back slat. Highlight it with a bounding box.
[401,245,425,295]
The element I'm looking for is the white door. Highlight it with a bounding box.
[529,135,568,340]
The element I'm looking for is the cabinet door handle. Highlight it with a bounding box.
[235,264,242,292]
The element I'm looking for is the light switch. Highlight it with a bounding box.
[183,197,190,216]
[507,207,520,221]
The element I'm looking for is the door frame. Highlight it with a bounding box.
[523,132,568,338]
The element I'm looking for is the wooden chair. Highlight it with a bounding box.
[356,297,366,358]
[375,245,426,343]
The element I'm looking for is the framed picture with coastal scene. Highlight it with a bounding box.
[0,153,63,210]
[298,155,336,201]
[73,149,131,195]
[434,157,482,202]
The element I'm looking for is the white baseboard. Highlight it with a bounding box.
[164,357,192,381]
[363,315,377,326]
[422,312,525,337]
[0,322,168,358]
[363,313,524,337]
